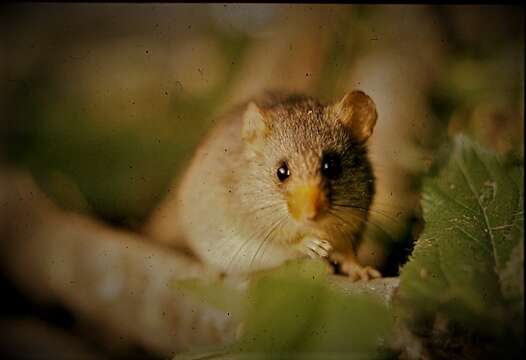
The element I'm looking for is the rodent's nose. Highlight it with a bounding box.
[287,183,328,223]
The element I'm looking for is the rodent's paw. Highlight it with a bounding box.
[301,236,332,258]
[340,260,381,282]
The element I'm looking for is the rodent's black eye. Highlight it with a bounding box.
[321,153,342,179]
[277,162,290,182]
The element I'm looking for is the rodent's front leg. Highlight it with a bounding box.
[297,235,332,259]
[330,250,381,281]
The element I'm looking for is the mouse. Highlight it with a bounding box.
[145,90,381,281]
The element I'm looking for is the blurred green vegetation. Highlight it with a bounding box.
[398,136,523,358]
[3,5,523,230]
[175,260,394,360]
[4,7,251,226]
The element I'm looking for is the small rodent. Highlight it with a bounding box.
[146,90,381,281]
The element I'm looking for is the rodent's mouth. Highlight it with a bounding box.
[286,182,329,224]
[291,212,330,235]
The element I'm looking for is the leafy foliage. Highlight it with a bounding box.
[398,135,524,352]
[175,260,394,360]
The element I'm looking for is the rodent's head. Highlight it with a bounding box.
[240,90,378,242]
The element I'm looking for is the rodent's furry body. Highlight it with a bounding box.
[146,91,380,279]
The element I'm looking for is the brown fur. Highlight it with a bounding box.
[146,90,377,275]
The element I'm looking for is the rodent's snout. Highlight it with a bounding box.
[286,181,328,223]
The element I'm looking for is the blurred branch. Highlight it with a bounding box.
[0,168,237,357]
[221,5,344,110]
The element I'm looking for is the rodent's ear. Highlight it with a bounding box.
[241,102,268,145]
[333,90,377,143]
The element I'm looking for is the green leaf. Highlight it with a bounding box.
[398,135,524,338]
[175,260,394,360]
